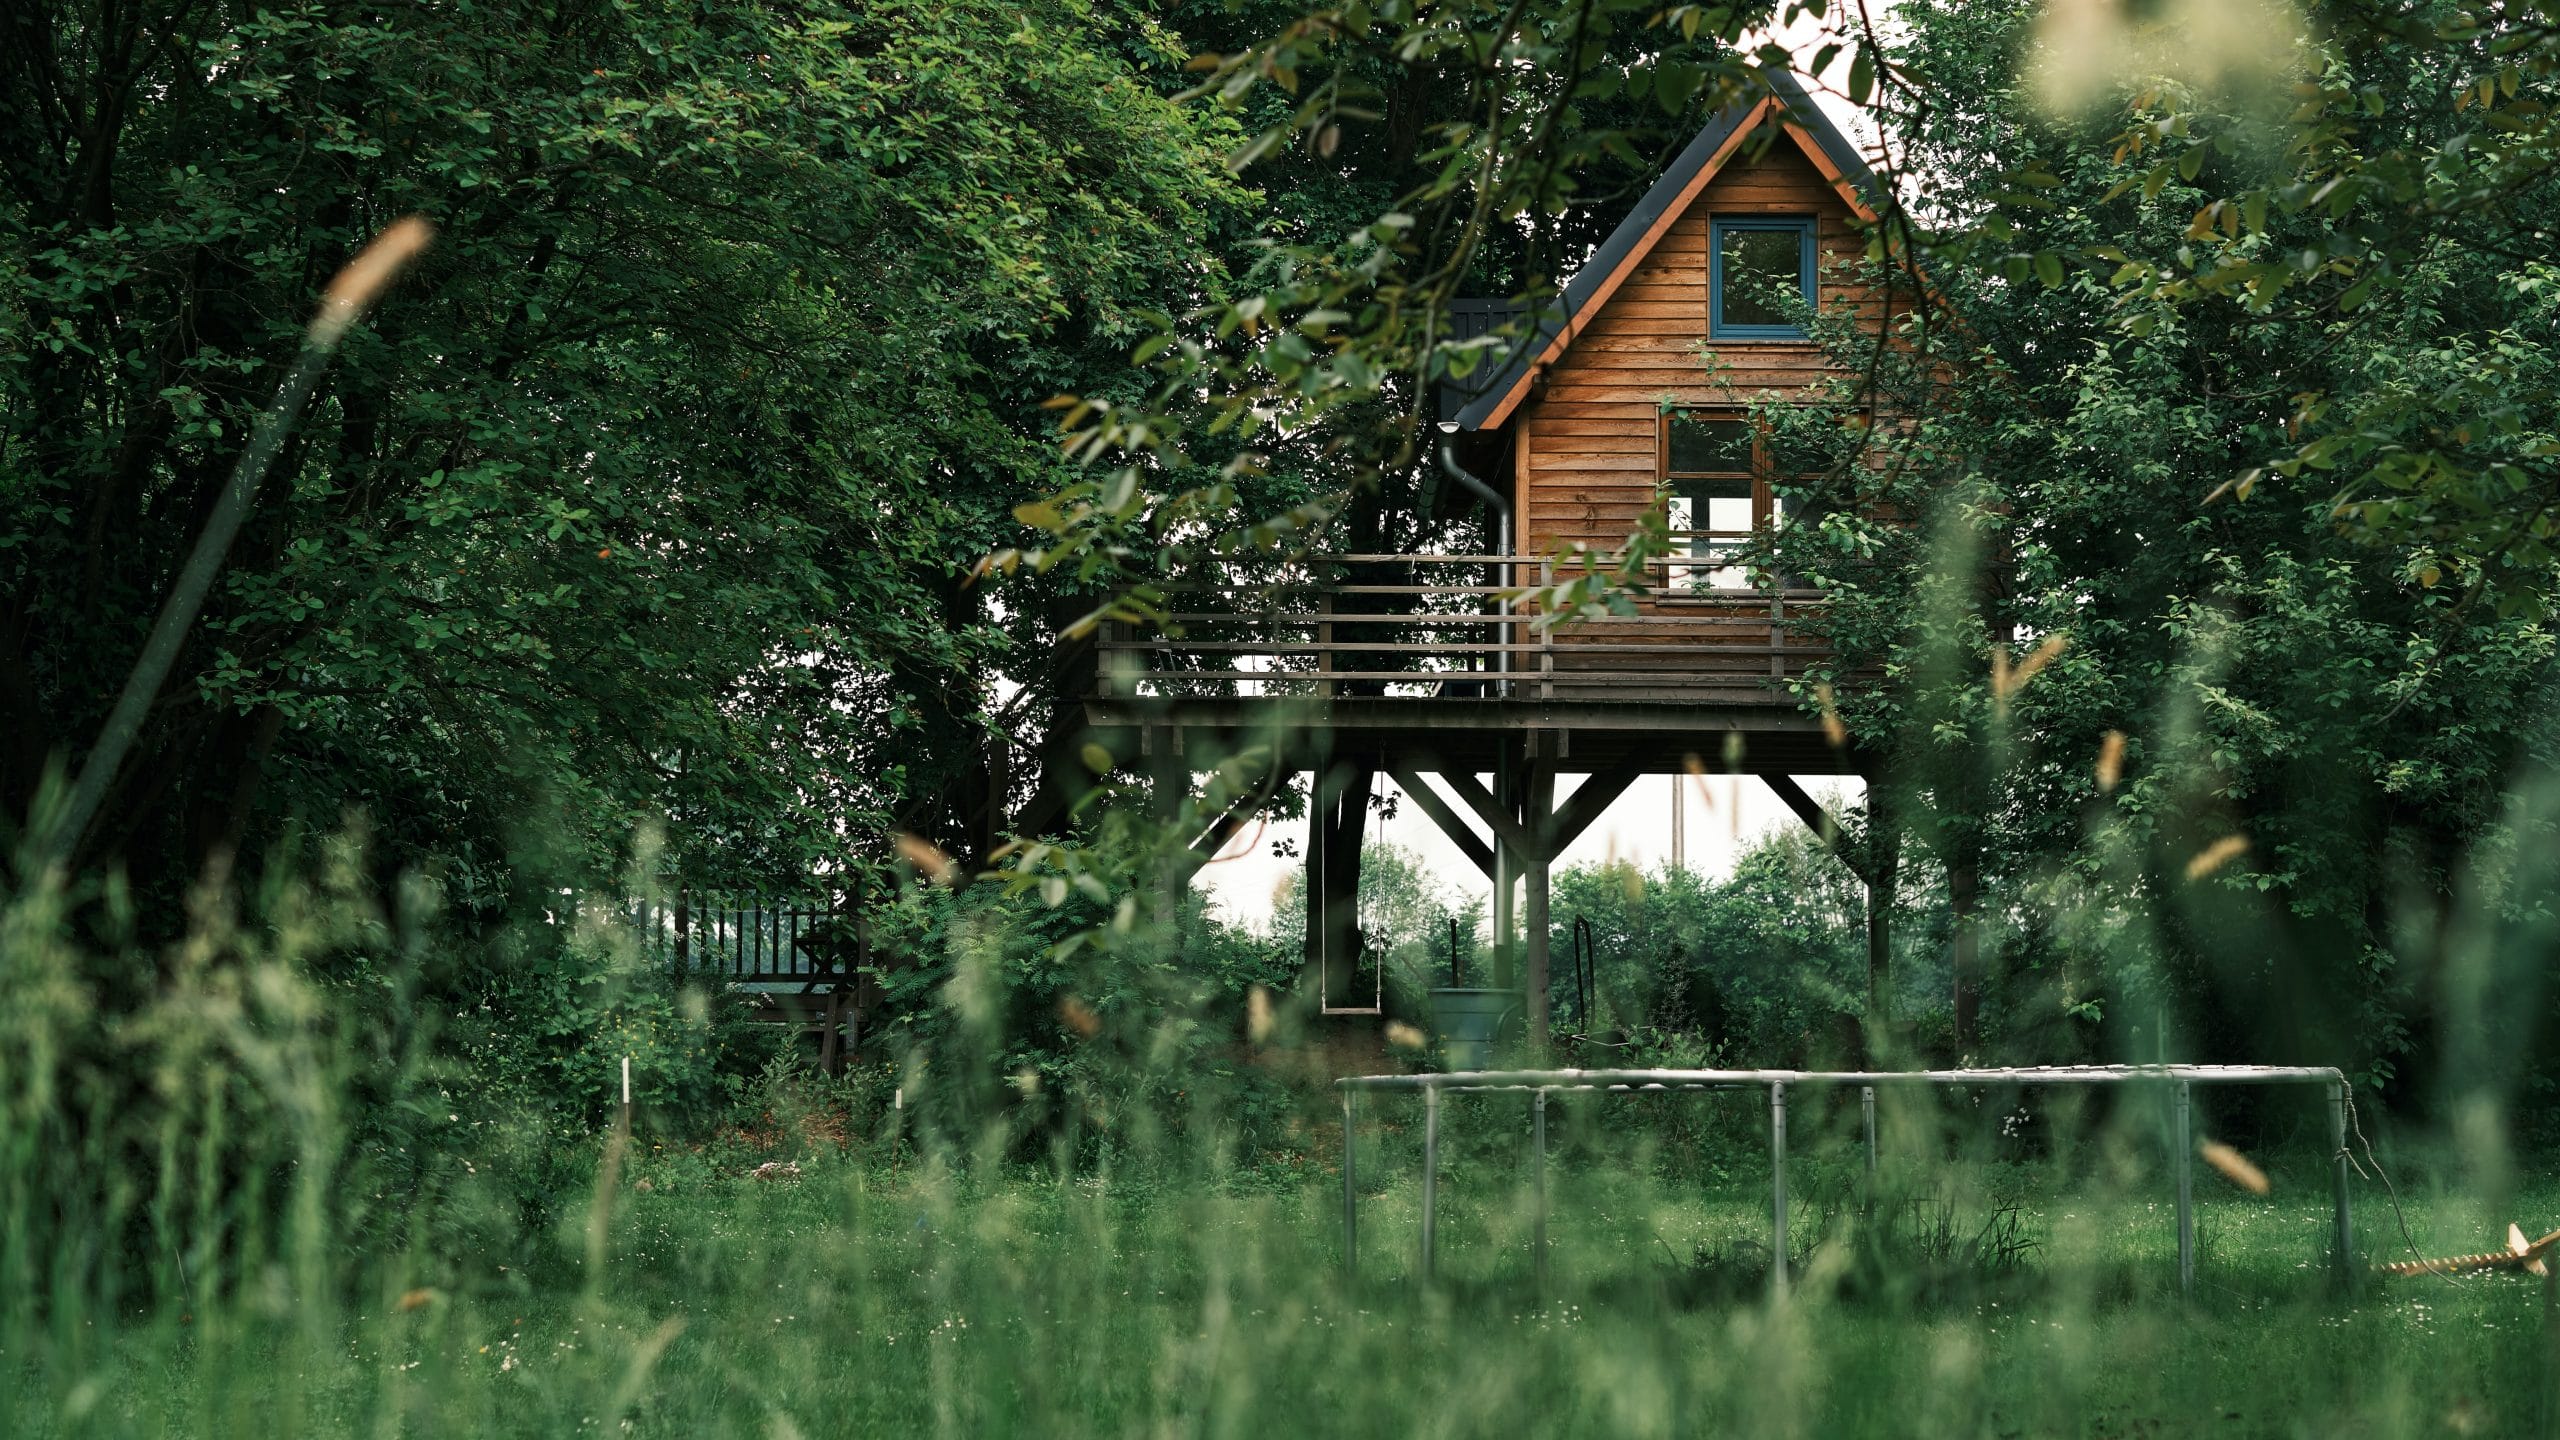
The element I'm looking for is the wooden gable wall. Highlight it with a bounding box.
[1513,131,1881,555]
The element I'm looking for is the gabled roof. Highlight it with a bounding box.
[1448,69,1883,432]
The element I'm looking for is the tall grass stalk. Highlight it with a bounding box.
[3,860,2552,1436]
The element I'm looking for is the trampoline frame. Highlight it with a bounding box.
[1335,1065,2355,1299]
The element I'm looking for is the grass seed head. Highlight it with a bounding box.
[895,831,960,886]
[1814,683,1848,748]
[2198,1139,2270,1195]
[2184,834,2250,880]
[310,216,435,350]
[2096,730,2126,792]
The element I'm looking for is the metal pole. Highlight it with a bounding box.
[1533,1089,1549,1294]
[1422,1084,1441,1283]
[1524,759,1554,1055]
[1342,1088,1359,1280]
[1861,1085,1877,1183]
[1770,1081,1789,1300]
[2331,1079,2355,1288]
[2175,1080,2195,1299]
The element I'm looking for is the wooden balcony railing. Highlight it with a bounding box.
[1091,553,1830,706]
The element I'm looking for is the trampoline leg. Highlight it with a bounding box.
[1533,1089,1549,1295]
[1342,1089,1358,1281]
[1770,1081,1789,1301]
[1422,1085,1440,1284]
[2332,1079,2356,1289]
[2175,1080,2195,1299]
[1862,1085,1877,1184]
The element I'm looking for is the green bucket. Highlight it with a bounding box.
[1428,988,1522,1072]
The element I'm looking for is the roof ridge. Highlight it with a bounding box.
[1447,71,1881,431]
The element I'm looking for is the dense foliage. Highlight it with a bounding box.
[13,0,2560,1178]
[1752,0,2560,1089]
[2,0,1241,909]
[994,0,2560,1102]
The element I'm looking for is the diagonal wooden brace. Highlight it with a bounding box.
[1762,773,1870,886]
[1384,766,1498,879]
[1426,762,1538,861]
[1541,763,1643,861]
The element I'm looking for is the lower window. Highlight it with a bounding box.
[1661,409,1800,593]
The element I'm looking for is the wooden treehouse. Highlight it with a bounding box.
[1081,74,1901,1048]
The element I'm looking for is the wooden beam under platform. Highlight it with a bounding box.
[1080,696,1860,777]
[1414,763,1536,860]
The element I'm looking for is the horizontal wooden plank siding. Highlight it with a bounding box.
[1519,132,1877,564]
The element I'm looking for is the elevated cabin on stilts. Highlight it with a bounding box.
[1081,72,1907,1057]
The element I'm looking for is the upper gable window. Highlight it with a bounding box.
[1709,217,1817,340]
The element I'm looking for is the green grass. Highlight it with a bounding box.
[11,1115,2559,1440]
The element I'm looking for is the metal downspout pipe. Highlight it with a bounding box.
[1436,433,1512,698]
[1437,432,1519,984]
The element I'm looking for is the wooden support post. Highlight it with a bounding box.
[819,990,845,1076]
[1492,754,1518,992]
[1523,757,1555,1053]
[1866,789,1899,1056]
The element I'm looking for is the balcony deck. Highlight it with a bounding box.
[1082,554,1858,775]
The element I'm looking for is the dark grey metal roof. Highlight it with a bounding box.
[1445,69,1882,431]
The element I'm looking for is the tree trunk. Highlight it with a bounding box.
[1306,758,1376,1007]
[1522,757,1554,1054]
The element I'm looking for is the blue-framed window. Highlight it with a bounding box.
[1708,217,1817,340]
